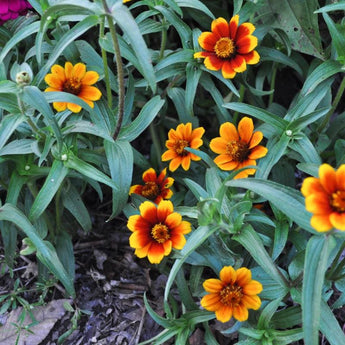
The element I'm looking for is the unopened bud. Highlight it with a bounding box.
[16,71,31,86]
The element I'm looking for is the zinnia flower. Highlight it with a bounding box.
[194,15,260,79]
[161,123,205,172]
[44,62,102,113]
[209,117,267,179]
[201,266,262,323]
[0,0,32,25]
[127,200,191,264]
[129,168,174,204]
[301,164,345,232]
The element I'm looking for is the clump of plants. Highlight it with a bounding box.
[1,0,345,344]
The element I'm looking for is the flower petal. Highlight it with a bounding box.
[200,293,223,311]
[198,32,218,51]
[229,15,239,40]
[163,240,172,255]
[305,193,332,214]
[243,50,260,64]
[181,155,192,170]
[139,201,158,224]
[238,117,253,143]
[220,122,239,142]
[204,55,224,71]
[67,102,82,113]
[236,22,256,38]
[129,184,143,195]
[129,230,151,249]
[241,295,262,310]
[64,62,73,79]
[235,267,251,286]
[242,281,263,295]
[52,102,67,112]
[236,35,258,54]
[336,164,345,190]
[319,164,337,194]
[165,212,182,229]
[310,214,332,232]
[79,85,102,101]
[211,17,229,38]
[210,137,228,154]
[161,149,178,161]
[147,242,165,264]
[248,145,268,159]
[215,158,239,171]
[249,131,263,148]
[170,233,186,249]
[82,71,99,85]
[233,304,249,321]
[135,243,151,258]
[219,266,237,284]
[169,157,182,172]
[330,212,345,231]
[221,60,236,79]
[301,177,324,196]
[44,74,64,89]
[215,305,233,323]
[230,54,247,73]
[142,168,157,182]
[72,62,86,80]
[157,200,173,222]
[203,278,223,293]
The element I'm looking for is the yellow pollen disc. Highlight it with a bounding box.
[219,284,243,306]
[141,182,160,200]
[63,78,82,95]
[174,139,189,156]
[330,190,345,212]
[151,223,170,243]
[226,141,250,162]
[214,37,235,59]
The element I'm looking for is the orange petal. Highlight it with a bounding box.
[79,85,102,101]
[198,32,218,51]
[230,54,247,73]
[203,279,223,293]
[191,126,205,141]
[129,185,143,195]
[73,62,86,80]
[45,87,59,92]
[157,200,173,222]
[204,55,224,71]
[236,35,258,54]
[210,137,228,154]
[53,102,67,112]
[235,267,251,285]
[175,220,192,234]
[44,74,64,89]
[162,149,178,161]
[165,212,182,229]
[242,281,263,295]
[164,177,174,188]
[310,214,332,232]
[301,177,324,196]
[143,168,157,182]
[330,212,345,231]
[336,164,345,190]
[200,294,223,311]
[215,305,233,323]
[169,157,182,172]
[305,193,332,214]
[134,243,151,258]
[236,22,256,38]
[147,242,165,264]
[319,164,337,194]
[249,131,263,148]
[82,70,99,85]
[64,62,73,79]
[220,266,236,284]
[51,64,66,78]
[127,214,150,232]
[139,201,158,223]
[221,60,236,79]
[79,97,94,108]
[163,240,172,255]
[229,15,239,39]
[211,17,229,38]
[220,122,239,141]
[213,153,232,165]
[238,117,254,143]
[194,51,210,59]
[180,156,191,170]
[129,230,151,249]
[215,158,239,171]
[67,102,82,113]
[241,295,262,310]
[244,50,260,64]
[233,304,249,321]
[248,145,268,159]
[170,233,186,249]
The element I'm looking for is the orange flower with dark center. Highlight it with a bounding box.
[44,62,102,113]
[194,16,260,79]
[161,123,205,171]
[210,117,267,179]
[201,266,262,323]
[301,164,345,232]
[129,168,174,204]
[127,200,191,264]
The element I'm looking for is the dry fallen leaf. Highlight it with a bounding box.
[0,299,71,345]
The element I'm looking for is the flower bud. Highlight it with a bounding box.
[16,71,31,86]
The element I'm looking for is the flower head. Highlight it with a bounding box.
[210,117,267,179]
[0,0,32,25]
[201,266,262,323]
[127,200,191,264]
[301,164,345,232]
[194,16,260,79]
[129,168,174,204]
[44,62,102,113]
[161,123,205,172]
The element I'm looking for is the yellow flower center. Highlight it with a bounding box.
[226,141,250,162]
[214,37,235,59]
[151,223,170,243]
[141,182,160,200]
[330,190,345,212]
[220,284,243,307]
[174,139,190,156]
[63,78,82,95]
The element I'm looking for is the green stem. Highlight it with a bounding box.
[101,0,125,141]
[99,17,113,110]
[232,83,245,125]
[268,62,277,107]
[149,123,162,166]
[318,75,345,132]
[159,18,167,60]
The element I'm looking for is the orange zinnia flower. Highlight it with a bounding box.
[129,168,174,204]
[301,164,345,232]
[201,266,262,323]
[127,200,191,264]
[194,16,260,79]
[209,117,267,179]
[161,123,205,172]
[44,62,102,113]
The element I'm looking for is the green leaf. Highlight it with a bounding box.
[55,232,75,282]
[175,0,215,19]
[0,204,75,297]
[64,152,118,191]
[233,224,288,287]
[0,139,35,155]
[29,160,69,221]
[105,140,133,219]
[288,107,329,132]
[0,22,40,63]
[302,235,336,345]
[0,114,26,151]
[185,63,202,118]
[226,178,315,233]
[183,178,208,200]
[223,102,288,131]
[155,49,194,70]
[257,298,283,329]
[264,0,323,58]
[272,220,289,261]
[111,4,156,92]
[118,96,165,141]
[271,329,304,344]
[315,3,345,13]
[288,134,322,165]
[21,86,63,152]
